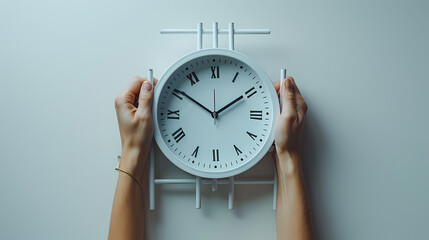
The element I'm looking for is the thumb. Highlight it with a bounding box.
[136,80,153,117]
[280,78,297,118]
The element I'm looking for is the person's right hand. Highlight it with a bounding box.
[272,77,313,240]
[273,77,308,158]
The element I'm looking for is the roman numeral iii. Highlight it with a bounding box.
[172,128,185,143]
[212,149,219,161]
[186,71,200,86]
[211,66,219,78]
[167,109,180,119]
[250,110,262,120]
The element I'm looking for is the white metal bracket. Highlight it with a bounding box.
[149,22,287,210]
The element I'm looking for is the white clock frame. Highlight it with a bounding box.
[147,22,288,210]
[152,48,280,179]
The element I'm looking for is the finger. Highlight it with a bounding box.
[280,78,297,119]
[136,80,154,117]
[153,78,159,87]
[289,77,308,115]
[273,80,280,93]
[116,76,145,109]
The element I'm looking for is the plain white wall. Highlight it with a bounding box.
[1,0,428,239]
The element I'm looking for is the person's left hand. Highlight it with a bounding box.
[114,76,158,180]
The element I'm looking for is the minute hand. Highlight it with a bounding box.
[215,95,244,116]
[174,89,214,117]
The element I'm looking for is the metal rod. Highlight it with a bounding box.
[148,69,155,210]
[233,180,274,184]
[273,164,278,210]
[196,176,201,209]
[152,178,274,185]
[212,178,217,191]
[197,22,203,50]
[148,69,153,84]
[213,22,218,48]
[228,177,235,209]
[229,22,234,50]
[155,179,196,184]
[149,147,155,210]
[280,68,287,109]
[161,29,270,34]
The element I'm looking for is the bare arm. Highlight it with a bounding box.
[108,77,157,240]
[274,77,313,240]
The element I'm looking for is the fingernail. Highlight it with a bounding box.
[285,79,292,90]
[143,81,152,92]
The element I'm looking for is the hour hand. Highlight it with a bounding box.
[215,95,244,117]
[174,89,214,117]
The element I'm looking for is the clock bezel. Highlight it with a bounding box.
[153,48,280,178]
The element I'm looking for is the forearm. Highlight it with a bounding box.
[276,152,313,240]
[108,152,146,240]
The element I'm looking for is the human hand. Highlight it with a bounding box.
[114,76,158,179]
[273,77,308,159]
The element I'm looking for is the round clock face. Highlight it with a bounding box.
[153,49,279,178]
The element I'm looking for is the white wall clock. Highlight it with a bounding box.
[153,46,280,179]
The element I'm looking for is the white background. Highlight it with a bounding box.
[0,0,428,239]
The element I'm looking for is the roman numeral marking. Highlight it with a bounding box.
[167,109,180,119]
[172,127,185,143]
[245,87,257,98]
[246,131,257,140]
[250,110,263,120]
[211,66,219,78]
[172,89,183,100]
[192,146,199,158]
[212,149,219,161]
[233,145,242,156]
[186,71,200,86]
[232,72,239,83]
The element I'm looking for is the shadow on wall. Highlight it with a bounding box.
[301,110,330,239]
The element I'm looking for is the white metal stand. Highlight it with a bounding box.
[149,22,287,210]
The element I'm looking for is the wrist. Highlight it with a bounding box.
[276,150,303,178]
[119,148,149,181]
